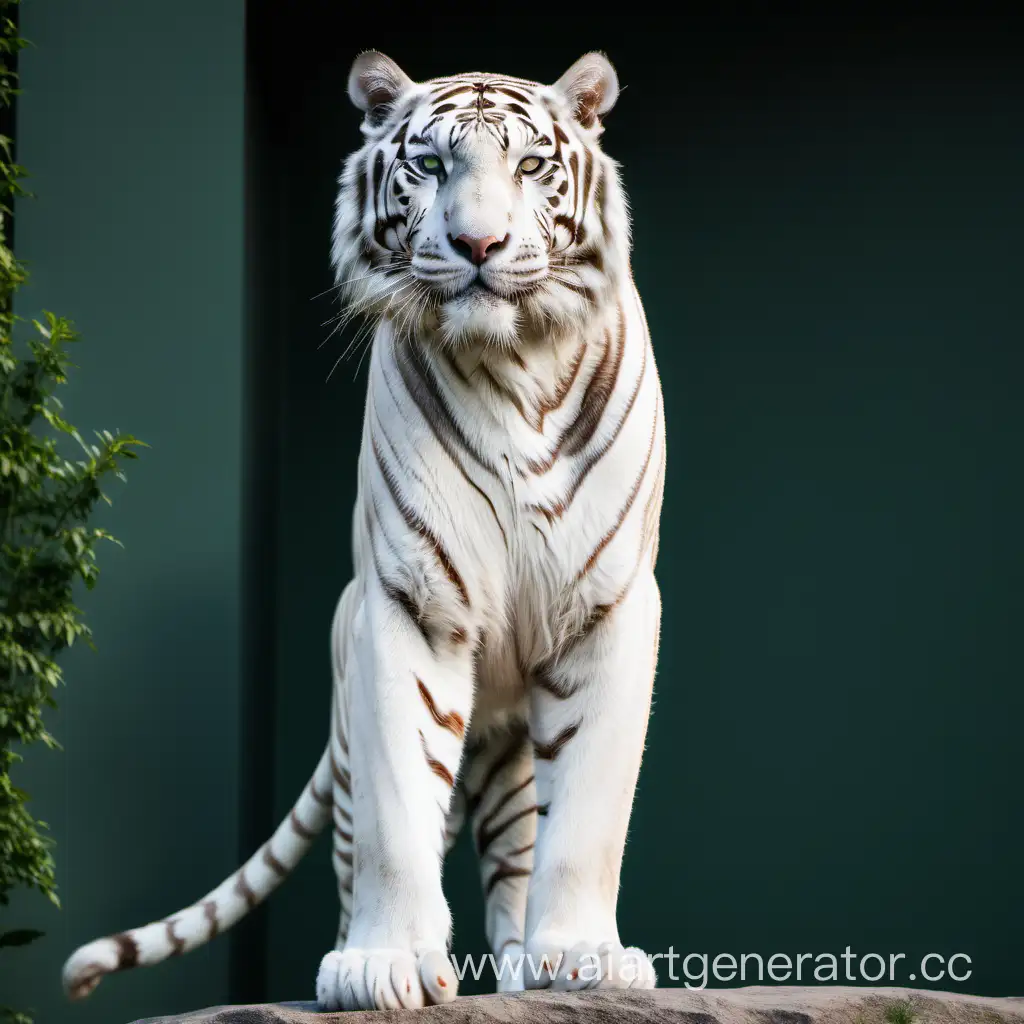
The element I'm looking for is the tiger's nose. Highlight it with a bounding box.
[450,233,508,266]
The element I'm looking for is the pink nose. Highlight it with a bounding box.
[452,233,508,266]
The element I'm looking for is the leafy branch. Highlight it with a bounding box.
[0,3,146,1021]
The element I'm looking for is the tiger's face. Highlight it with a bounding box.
[332,51,630,350]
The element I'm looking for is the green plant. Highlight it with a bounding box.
[0,3,144,1021]
[882,998,917,1024]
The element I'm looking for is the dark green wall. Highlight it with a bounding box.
[5,2,245,1022]
[250,7,1024,1003]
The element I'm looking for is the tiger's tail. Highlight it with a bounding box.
[61,746,334,1001]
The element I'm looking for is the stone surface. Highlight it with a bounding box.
[132,986,1024,1024]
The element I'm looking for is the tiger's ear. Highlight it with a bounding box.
[553,52,619,129]
[348,51,415,125]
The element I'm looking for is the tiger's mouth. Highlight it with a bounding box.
[443,276,511,305]
[450,274,544,304]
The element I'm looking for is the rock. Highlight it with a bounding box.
[132,986,1024,1024]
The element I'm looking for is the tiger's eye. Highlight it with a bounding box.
[518,156,544,175]
[417,154,443,175]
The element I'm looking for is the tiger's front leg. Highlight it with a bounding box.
[316,571,472,1010]
[524,568,661,991]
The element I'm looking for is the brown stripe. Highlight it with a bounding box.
[480,363,538,430]
[553,212,580,246]
[310,776,331,806]
[391,119,409,150]
[551,275,595,303]
[373,212,407,250]
[486,862,532,896]
[433,84,475,103]
[165,919,186,956]
[594,172,608,238]
[494,85,531,103]
[576,388,660,580]
[507,842,535,857]
[417,677,466,739]
[535,208,552,247]
[262,845,287,877]
[533,723,580,761]
[581,147,595,220]
[369,519,434,649]
[532,663,581,700]
[575,601,617,647]
[573,244,605,273]
[536,340,587,430]
[461,465,506,549]
[464,725,529,817]
[526,311,623,476]
[561,305,625,457]
[334,847,353,866]
[373,436,470,605]
[112,932,139,969]
[476,774,535,833]
[331,754,352,796]
[569,151,581,224]
[203,900,219,939]
[561,324,648,508]
[420,730,455,787]
[334,700,350,757]
[371,150,385,218]
[443,350,471,385]
[477,804,540,857]
[396,339,498,477]
[290,808,316,841]
[354,155,368,223]
[67,962,106,997]
[643,446,666,553]
[235,870,258,910]
[334,824,353,844]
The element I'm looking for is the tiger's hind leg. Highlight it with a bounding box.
[461,722,536,992]
[443,783,466,858]
[330,681,354,949]
[324,582,357,950]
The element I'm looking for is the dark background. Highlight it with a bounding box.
[7,4,1024,1022]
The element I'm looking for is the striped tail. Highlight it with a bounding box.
[61,746,334,1001]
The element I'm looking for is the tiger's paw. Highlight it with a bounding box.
[316,946,457,1010]
[523,938,657,991]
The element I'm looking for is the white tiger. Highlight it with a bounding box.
[62,48,665,1012]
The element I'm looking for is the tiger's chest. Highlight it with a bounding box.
[358,291,661,716]
[458,374,659,699]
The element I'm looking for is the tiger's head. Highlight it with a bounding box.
[332,51,631,352]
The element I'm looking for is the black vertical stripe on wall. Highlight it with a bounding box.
[233,1,283,1005]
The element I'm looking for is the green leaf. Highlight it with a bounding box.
[0,929,45,949]
[0,7,144,990]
